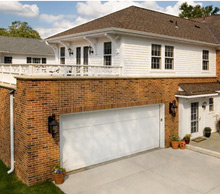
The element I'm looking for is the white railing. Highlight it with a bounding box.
[0,64,123,85]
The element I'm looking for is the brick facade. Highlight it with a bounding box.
[0,87,11,167]
[13,76,217,185]
[0,74,219,186]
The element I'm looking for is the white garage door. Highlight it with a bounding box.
[60,105,162,171]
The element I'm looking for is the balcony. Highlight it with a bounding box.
[0,64,123,85]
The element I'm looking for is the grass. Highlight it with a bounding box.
[0,160,65,194]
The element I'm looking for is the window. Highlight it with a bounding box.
[76,47,81,65]
[151,44,161,69]
[165,46,174,69]
[26,57,46,64]
[104,42,112,66]
[27,57,32,63]
[33,58,41,64]
[203,50,209,70]
[209,98,214,111]
[60,47,65,64]
[4,56,12,64]
[42,58,46,64]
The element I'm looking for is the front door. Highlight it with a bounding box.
[191,102,199,134]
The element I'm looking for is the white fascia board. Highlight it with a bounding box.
[175,93,218,99]
[46,27,219,48]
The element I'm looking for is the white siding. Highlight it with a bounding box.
[179,96,220,139]
[56,37,121,67]
[122,35,216,77]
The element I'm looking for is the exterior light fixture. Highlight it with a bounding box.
[202,101,207,109]
[48,114,59,138]
[68,48,73,56]
[88,46,94,54]
[169,100,178,117]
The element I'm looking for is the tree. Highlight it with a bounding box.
[179,2,220,19]
[0,28,9,36]
[0,21,41,39]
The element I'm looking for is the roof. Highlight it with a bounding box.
[176,82,220,96]
[192,15,220,43]
[0,36,54,56]
[47,6,217,44]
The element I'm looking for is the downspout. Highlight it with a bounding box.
[8,90,14,174]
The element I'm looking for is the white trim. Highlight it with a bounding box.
[159,104,165,148]
[175,93,218,99]
[46,27,219,48]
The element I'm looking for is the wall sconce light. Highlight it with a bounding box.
[48,114,59,138]
[68,48,73,56]
[88,46,94,54]
[202,101,207,109]
[169,100,178,117]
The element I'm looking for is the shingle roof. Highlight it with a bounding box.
[177,82,220,96]
[0,36,54,56]
[47,6,217,44]
[192,15,220,43]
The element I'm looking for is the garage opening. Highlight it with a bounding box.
[60,104,164,171]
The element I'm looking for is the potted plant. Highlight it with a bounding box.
[179,139,186,149]
[204,127,211,138]
[183,134,191,144]
[52,163,66,184]
[171,134,179,149]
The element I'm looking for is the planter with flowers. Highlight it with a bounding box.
[183,134,191,144]
[179,139,186,149]
[52,164,66,184]
[171,134,179,149]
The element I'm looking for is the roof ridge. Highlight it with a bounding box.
[0,35,41,41]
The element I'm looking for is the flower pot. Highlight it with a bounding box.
[204,131,211,138]
[179,140,186,149]
[53,173,65,184]
[184,138,190,144]
[171,141,179,149]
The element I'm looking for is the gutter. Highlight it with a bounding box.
[7,90,14,174]
[46,27,219,48]
[175,93,218,99]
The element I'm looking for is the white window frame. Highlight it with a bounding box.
[202,50,209,71]
[209,98,214,112]
[151,44,161,69]
[165,46,174,70]
[104,42,112,66]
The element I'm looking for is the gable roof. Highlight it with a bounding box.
[0,36,54,56]
[47,6,217,44]
[177,82,220,96]
[192,15,220,43]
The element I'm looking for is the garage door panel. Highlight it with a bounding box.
[61,105,162,171]
[91,123,118,165]
[62,127,92,170]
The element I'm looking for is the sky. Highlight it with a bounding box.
[0,1,220,39]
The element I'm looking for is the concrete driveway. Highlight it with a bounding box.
[57,148,220,194]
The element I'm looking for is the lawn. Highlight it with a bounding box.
[0,160,65,194]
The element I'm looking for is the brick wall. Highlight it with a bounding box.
[12,76,217,185]
[0,87,11,167]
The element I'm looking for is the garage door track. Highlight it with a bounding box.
[57,148,220,194]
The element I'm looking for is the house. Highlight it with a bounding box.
[0,36,55,84]
[0,6,220,186]
[0,36,55,64]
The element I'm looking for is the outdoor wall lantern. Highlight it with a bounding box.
[68,48,74,56]
[169,100,178,117]
[202,101,207,109]
[48,114,59,138]
[88,46,94,54]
